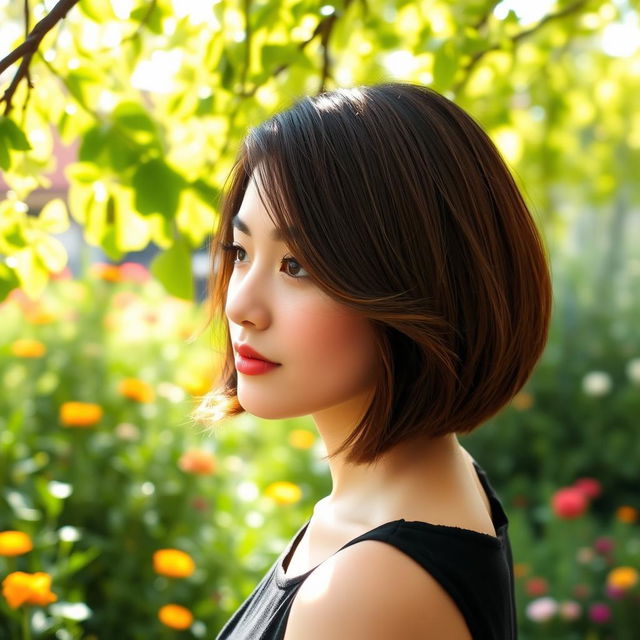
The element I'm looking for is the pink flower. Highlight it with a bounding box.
[559,600,582,621]
[605,583,626,600]
[551,487,588,519]
[526,597,557,622]
[588,602,611,624]
[118,262,150,284]
[50,266,73,280]
[572,477,601,500]
[594,536,615,555]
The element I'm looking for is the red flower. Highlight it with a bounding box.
[525,577,549,597]
[572,477,602,500]
[551,487,588,519]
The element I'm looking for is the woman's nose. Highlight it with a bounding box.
[225,268,272,330]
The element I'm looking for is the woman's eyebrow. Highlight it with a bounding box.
[231,215,298,240]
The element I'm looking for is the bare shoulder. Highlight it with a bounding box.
[283,539,472,640]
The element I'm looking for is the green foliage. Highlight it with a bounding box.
[0,268,638,638]
[1,0,638,300]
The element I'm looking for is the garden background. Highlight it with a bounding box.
[0,0,639,638]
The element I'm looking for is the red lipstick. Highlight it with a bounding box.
[234,343,281,375]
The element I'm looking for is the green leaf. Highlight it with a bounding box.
[0,216,28,252]
[132,158,185,219]
[0,262,20,302]
[65,162,102,184]
[32,234,68,272]
[38,198,70,234]
[12,247,49,299]
[106,130,145,171]
[176,189,215,248]
[190,178,221,207]
[0,117,32,150]
[130,3,164,34]
[0,139,9,170]
[78,0,116,22]
[150,234,194,299]
[112,102,160,147]
[79,124,111,162]
[433,42,459,90]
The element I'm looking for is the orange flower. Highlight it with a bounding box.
[607,566,638,590]
[289,429,315,450]
[25,309,57,325]
[2,571,57,609]
[615,505,638,524]
[118,378,155,403]
[513,563,530,579]
[178,450,217,475]
[511,391,534,410]
[90,263,122,282]
[158,604,193,630]
[59,402,103,427]
[0,531,33,556]
[264,481,303,505]
[153,549,196,578]
[10,338,46,358]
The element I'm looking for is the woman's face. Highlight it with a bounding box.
[224,172,380,421]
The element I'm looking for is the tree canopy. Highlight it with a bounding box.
[0,0,638,301]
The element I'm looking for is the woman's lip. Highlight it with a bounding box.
[234,343,279,364]
[235,355,281,375]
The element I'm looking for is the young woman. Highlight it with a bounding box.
[195,82,552,639]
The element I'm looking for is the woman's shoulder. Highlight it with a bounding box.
[283,537,472,640]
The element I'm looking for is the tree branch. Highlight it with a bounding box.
[453,0,589,96]
[0,0,80,115]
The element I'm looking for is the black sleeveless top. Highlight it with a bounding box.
[214,459,517,639]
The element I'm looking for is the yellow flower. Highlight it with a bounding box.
[513,562,530,579]
[289,429,315,450]
[179,372,214,397]
[0,531,33,556]
[264,481,303,505]
[10,339,46,358]
[158,604,193,630]
[118,378,155,403]
[607,566,639,590]
[59,402,103,428]
[511,392,534,411]
[1,571,58,609]
[153,549,196,578]
[615,505,638,524]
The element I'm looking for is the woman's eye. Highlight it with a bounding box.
[281,258,309,279]
[221,242,308,279]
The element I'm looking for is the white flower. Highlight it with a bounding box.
[526,596,558,622]
[582,371,612,397]
[626,358,640,385]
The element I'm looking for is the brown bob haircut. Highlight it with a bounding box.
[193,82,552,466]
